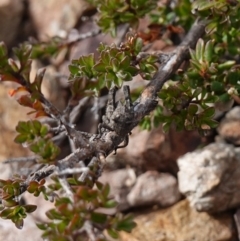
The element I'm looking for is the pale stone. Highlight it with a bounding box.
[127,171,181,207]
[217,106,240,145]
[111,126,201,175]
[0,0,23,46]
[178,142,240,213]
[99,168,137,210]
[119,199,237,241]
[28,0,91,40]
[0,84,30,161]
[0,215,42,241]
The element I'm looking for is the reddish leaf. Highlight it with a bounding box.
[32,100,44,110]
[35,110,48,118]
[8,87,28,97]
[0,74,21,83]
[17,95,33,108]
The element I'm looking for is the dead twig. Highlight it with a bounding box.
[4,156,38,164]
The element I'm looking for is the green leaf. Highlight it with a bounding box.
[211,81,224,94]
[32,120,42,133]
[30,143,40,153]
[111,58,119,72]
[14,134,28,144]
[193,0,218,11]
[163,121,171,133]
[36,223,47,230]
[14,218,24,229]
[107,228,119,239]
[40,125,49,137]
[205,21,217,34]
[188,104,198,115]
[114,76,123,87]
[83,53,94,68]
[201,107,215,118]
[145,64,157,75]
[217,61,235,70]
[219,93,230,102]
[68,65,79,75]
[189,59,202,71]
[145,55,158,64]
[94,62,106,72]
[12,205,26,218]
[0,179,7,188]
[103,200,118,208]
[96,181,104,191]
[196,38,204,63]
[228,71,240,85]
[203,40,214,63]
[102,183,110,199]
[139,116,152,130]
[0,208,14,219]
[119,56,131,68]
[16,121,29,134]
[134,37,143,54]
[2,199,18,208]
[119,12,136,22]
[115,215,136,232]
[192,88,202,98]
[46,209,62,220]
[91,212,107,224]
[34,68,46,90]
[27,182,39,193]
[57,220,68,233]
[0,41,8,57]
[8,58,19,72]
[23,205,37,213]
[189,49,197,62]
[201,118,218,128]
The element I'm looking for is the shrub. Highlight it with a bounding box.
[0,0,240,240]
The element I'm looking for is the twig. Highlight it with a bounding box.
[58,167,89,176]
[60,28,101,48]
[68,97,91,123]
[136,51,172,63]
[58,177,74,202]
[4,156,38,164]
[26,165,57,182]
[79,220,98,241]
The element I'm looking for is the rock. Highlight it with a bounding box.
[234,209,240,240]
[99,169,180,211]
[24,189,55,223]
[0,215,42,241]
[99,168,137,210]
[178,142,240,213]
[0,83,30,162]
[0,0,23,46]
[28,0,91,41]
[109,126,201,175]
[119,199,238,241]
[127,171,181,208]
[217,106,240,145]
[0,161,12,179]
